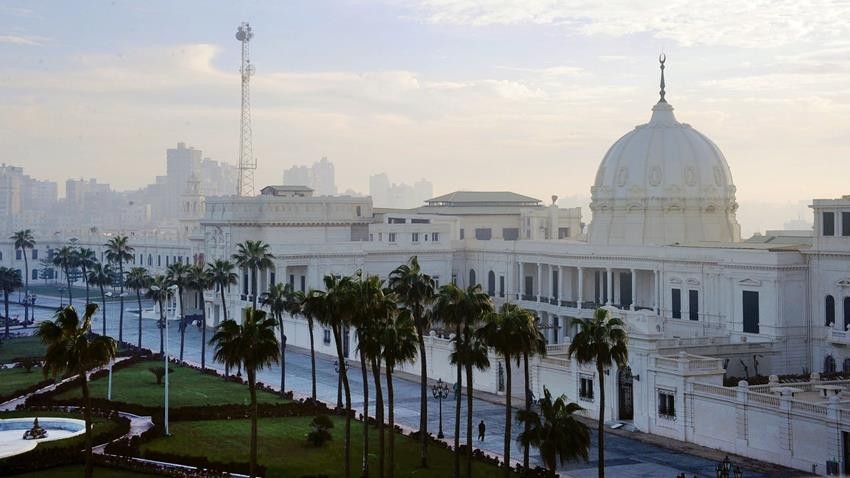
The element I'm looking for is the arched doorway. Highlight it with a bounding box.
[618,366,634,420]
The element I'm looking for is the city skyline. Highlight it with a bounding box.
[2,1,848,207]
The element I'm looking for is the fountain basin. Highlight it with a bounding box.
[0,417,86,459]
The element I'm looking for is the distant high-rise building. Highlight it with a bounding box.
[283,166,311,187]
[369,173,390,207]
[369,173,433,208]
[65,178,110,205]
[282,157,338,196]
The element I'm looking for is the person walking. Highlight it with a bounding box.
[478,420,486,441]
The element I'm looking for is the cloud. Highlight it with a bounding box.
[0,34,46,46]
[404,0,850,48]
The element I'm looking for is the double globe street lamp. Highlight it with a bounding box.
[716,456,743,478]
[431,378,451,439]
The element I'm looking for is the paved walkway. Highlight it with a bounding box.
[9,296,802,477]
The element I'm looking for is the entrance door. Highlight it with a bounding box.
[618,366,634,420]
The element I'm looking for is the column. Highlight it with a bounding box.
[630,268,637,310]
[577,267,584,310]
[518,261,524,299]
[536,262,542,301]
[606,268,613,306]
[654,269,660,314]
[557,266,563,304]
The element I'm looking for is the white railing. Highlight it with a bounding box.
[692,382,737,399]
[658,336,731,348]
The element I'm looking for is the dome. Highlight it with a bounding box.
[587,62,740,245]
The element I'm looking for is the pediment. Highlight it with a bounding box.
[738,278,762,287]
[686,278,700,286]
[669,277,683,285]
[837,279,850,288]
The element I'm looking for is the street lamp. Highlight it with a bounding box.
[150,284,176,436]
[716,455,743,478]
[431,378,451,439]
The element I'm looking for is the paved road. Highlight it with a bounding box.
[5,296,771,478]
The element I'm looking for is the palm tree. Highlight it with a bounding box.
[210,307,279,478]
[567,308,628,478]
[0,267,23,339]
[53,245,78,305]
[166,262,190,360]
[284,287,313,400]
[125,267,150,349]
[207,259,238,323]
[516,387,590,476]
[87,262,114,336]
[479,303,534,478]
[77,248,97,304]
[187,264,212,369]
[261,282,297,395]
[232,240,275,310]
[521,315,547,472]
[37,304,117,478]
[10,229,35,324]
[105,235,134,344]
[146,275,171,354]
[388,256,436,467]
[381,309,418,476]
[433,283,465,478]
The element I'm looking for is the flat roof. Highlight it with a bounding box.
[426,191,541,206]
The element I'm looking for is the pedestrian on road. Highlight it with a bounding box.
[478,420,485,441]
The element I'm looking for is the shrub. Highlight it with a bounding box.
[148,366,174,385]
[306,415,334,447]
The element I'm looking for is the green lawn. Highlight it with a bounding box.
[10,465,159,477]
[0,336,45,363]
[55,360,288,408]
[0,368,52,400]
[141,416,516,478]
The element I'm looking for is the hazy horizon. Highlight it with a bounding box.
[2,1,848,215]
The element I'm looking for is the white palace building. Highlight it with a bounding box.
[4,65,850,475]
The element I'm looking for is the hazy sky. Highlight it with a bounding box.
[2,0,849,210]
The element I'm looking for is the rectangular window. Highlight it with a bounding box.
[502,228,519,241]
[242,273,249,295]
[32,269,38,280]
[15,250,21,260]
[411,218,430,224]
[459,229,464,240]
[499,276,505,298]
[688,290,699,321]
[824,211,835,236]
[672,288,682,319]
[411,233,419,243]
[378,232,383,241]
[289,274,295,287]
[433,277,440,289]
[451,273,457,285]
[323,329,331,345]
[843,212,850,236]
[157,255,161,266]
[388,233,397,243]
[270,272,276,287]
[388,217,406,224]
[432,232,439,242]
[579,376,594,401]
[31,249,38,260]
[558,227,570,239]
[658,390,676,418]
[743,290,760,334]
[300,275,306,293]
[475,228,492,240]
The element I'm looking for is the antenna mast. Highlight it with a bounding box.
[235,22,256,196]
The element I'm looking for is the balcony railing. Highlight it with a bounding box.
[560,300,577,308]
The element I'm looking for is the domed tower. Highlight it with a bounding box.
[179,170,205,239]
[587,56,740,246]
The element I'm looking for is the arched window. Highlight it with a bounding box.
[824,355,837,374]
[487,271,496,296]
[845,297,850,330]
[826,295,835,326]
[469,269,476,287]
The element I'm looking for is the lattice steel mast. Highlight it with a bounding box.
[236,22,256,196]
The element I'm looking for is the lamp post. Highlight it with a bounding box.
[431,378,451,439]
[151,284,176,435]
[715,455,743,478]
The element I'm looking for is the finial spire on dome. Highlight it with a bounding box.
[658,53,667,103]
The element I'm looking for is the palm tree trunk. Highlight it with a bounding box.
[371,357,385,478]
[333,326,352,478]
[278,315,285,396]
[4,292,10,339]
[417,328,429,468]
[248,370,258,478]
[465,363,474,478]
[220,287,228,322]
[66,266,73,306]
[523,351,531,474]
[453,324,462,478]
[308,317,317,401]
[136,290,143,349]
[359,347,370,477]
[80,372,94,478]
[385,363,395,476]
[84,268,90,304]
[22,252,28,325]
[503,355,512,478]
[100,285,107,336]
[200,292,207,370]
[118,262,125,344]
[158,299,165,355]
[251,267,258,310]
[597,362,605,478]
[178,287,185,361]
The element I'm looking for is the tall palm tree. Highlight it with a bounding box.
[381,309,418,476]
[125,267,150,349]
[479,303,533,478]
[87,262,114,336]
[284,287,313,400]
[207,259,238,323]
[166,262,190,360]
[10,229,35,324]
[433,283,465,478]
[516,387,590,476]
[77,248,97,304]
[232,240,275,310]
[388,256,436,467]
[521,316,547,472]
[567,308,628,478]
[261,282,295,395]
[105,235,134,344]
[187,264,212,369]
[146,275,171,354]
[37,304,117,478]
[53,245,78,305]
[0,267,23,339]
[210,307,280,478]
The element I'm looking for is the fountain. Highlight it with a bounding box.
[21,417,47,440]
[0,416,85,458]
